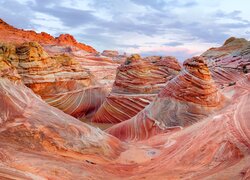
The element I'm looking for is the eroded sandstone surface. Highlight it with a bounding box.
[92,55,181,123]
[107,56,226,140]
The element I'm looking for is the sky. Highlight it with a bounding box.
[0,0,250,61]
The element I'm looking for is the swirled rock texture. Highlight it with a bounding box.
[92,55,181,123]
[0,79,126,179]
[202,37,250,87]
[0,19,96,53]
[0,75,249,179]
[0,42,107,119]
[107,56,226,140]
[0,43,20,81]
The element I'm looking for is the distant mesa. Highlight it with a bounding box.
[101,50,119,57]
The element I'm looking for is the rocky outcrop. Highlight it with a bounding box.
[0,43,20,81]
[92,55,181,123]
[0,42,107,119]
[0,75,249,179]
[55,34,96,53]
[101,50,119,57]
[107,57,226,140]
[0,19,96,53]
[202,37,250,87]
[101,50,127,62]
[0,78,124,166]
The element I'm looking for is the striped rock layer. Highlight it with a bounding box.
[92,56,181,123]
[202,37,250,87]
[0,74,249,179]
[0,78,124,166]
[0,43,21,81]
[107,56,225,140]
[0,42,107,118]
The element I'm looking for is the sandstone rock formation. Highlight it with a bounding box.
[0,42,107,119]
[0,43,20,81]
[92,55,181,123]
[0,19,122,95]
[101,50,127,62]
[0,19,250,179]
[0,78,126,179]
[107,56,226,140]
[101,50,119,57]
[202,37,250,87]
[0,74,249,179]
[0,19,96,53]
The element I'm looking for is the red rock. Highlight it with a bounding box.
[0,78,123,161]
[1,42,107,119]
[202,37,250,87]
[1,20,250,179]
[107,56,225,140]
[92,55,181,123]
[101,50,119,57]
[101,50,127,62]
[0,43,21,81]
[0,75,249,179]
[0,19,96,53]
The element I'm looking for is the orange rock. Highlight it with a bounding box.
[1,41,107,119]
[202,37,250,87]
[0,19,96,53]
[0,75,249,179]
[92,56,181,123]
[107,56,226,140]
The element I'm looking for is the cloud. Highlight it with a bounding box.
[131,0,197,10]
[163,42,183,46]
[127,45,201,61]
[0,0,249,61]
[214,10,250,23]
[0,0,34,29]
[31,2,103,27]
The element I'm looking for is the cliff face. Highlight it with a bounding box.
[0,19,96,53]
[91,55,181,123]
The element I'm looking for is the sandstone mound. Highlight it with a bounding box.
[0,78,123,163]
[92,55,181,123]
[0,42,107,119]
[0,43,20,81]
[0,75,249,179]
[202,37,250,87]
[107,56,225,140]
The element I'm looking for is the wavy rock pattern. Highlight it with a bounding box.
[0,42,107,118]
[202,37,250,87]
[0,43,20,81]
[0,76,249,179]
[92,56,181,123]
[0,78,123,158]
[107,56,225,140]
